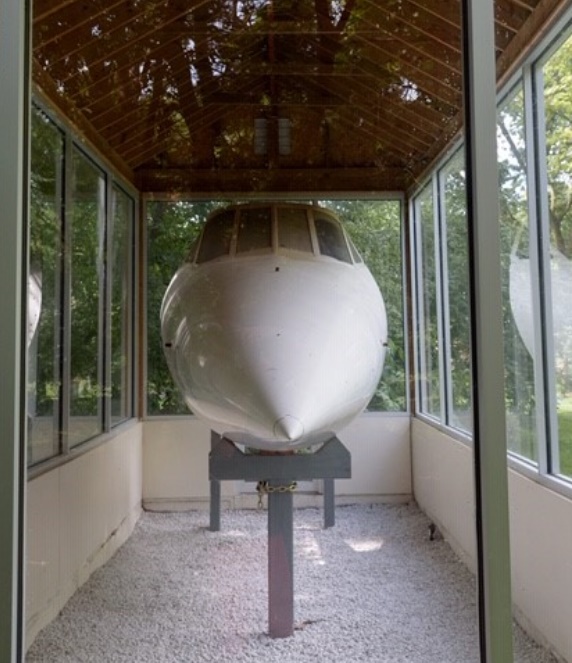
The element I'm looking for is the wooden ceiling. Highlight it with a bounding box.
[32,0,563,194]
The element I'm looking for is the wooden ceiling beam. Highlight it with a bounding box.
[34,0,81,24]
[135,165,408,194]
[505,0,536,11]
[496,0,569,85]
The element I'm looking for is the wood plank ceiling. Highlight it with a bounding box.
[32,0,561,194]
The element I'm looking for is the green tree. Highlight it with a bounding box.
[322,199,407,411]
[146,200,227,414]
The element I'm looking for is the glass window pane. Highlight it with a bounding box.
[321,200,406,411]
[28,108,63,465]
[442,150,473,434]
[416,183,441,418]
[541,39,572,478]
[348,237,363,264]
[497,85,538,463]
[236,207,272,253]
[277,207,312,252]
[315,216,351,263]
[147,201,223,415]
[68,149,105,447]
[197,209,234,263]
[111,186,133,425]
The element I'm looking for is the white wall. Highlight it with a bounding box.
[143,413,411,510]
[25,423,143,648]
[412,417,572,663]
[410,419,477,569]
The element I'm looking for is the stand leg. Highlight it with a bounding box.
[210,432,221,532]
[324,478,335,528]
[268,481,294,638]
[210,479,221,532]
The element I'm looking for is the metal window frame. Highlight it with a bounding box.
[27,106,67,465]
[67,145,107,447]
[519,68,551,474]
[413,180,445,421]
[27,97,139,472]
[438,159,455,429]
[461,0,514,660]
[109,183,138,426]
[531,49,564,478]
[0,0,29,659]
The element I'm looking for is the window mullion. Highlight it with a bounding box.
[433,175,447,425]
[531,62,561,477]
[524,64,550,475]
[60,131,73,456]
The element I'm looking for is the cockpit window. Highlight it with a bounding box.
[185,237,199,263]
[236,207,272,253]
[277,207,312,253]
[314,216,352,263]
[196,210,235,263]
[348,237,363,263]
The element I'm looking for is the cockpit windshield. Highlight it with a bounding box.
[236,207,272,253]
[194,204,356,265]
[277,207,313,253]
[196,210,235,264]
[314,216,352,264]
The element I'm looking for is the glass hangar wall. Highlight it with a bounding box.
[411,14,572,488]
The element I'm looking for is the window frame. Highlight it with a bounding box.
[410,9,572,497]
[27,98,138,476]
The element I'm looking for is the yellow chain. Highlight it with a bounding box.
[256,481,298,509]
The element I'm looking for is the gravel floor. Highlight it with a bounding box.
[26,503,559,663]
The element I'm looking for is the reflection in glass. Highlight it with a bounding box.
[68,148,105,447]
[111,187,133,425]
[28,108,63,466]
[417,183,441,418]
[542,39,572,478]
[442,150,473,433]
[498,85,538,463]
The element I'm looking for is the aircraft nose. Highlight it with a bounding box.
[273,415,305,442]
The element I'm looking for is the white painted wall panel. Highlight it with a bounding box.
[25,423,143,649]
[143,414,411,508]
[508,471,572,661]
[336,414,411,497]
[411,419,477,570]
[412,417,572,663]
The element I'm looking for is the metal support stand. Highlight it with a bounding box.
[209,432,221,532]
[323,478,335,528]
[210,436,351,638]
[268,479,294,637]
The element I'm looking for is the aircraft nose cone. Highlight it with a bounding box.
[273,415,305,442]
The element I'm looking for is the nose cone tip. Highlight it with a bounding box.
[273,415,305,442]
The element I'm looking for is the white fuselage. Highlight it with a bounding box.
[161,205,387,450]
